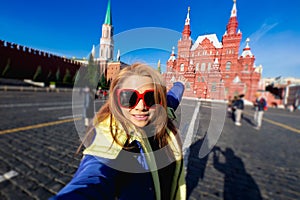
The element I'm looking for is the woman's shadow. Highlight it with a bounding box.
[185,136,263,200]
[185,134,210,199]
[212,147,263,200]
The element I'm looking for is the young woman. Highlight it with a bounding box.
[51,63,186,200]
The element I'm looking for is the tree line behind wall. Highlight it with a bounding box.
[0,40,82,87]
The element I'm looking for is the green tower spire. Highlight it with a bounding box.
[104,0,112,25]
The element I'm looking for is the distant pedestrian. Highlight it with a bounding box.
[230,96,238,121]
[233,94,244,126]
[82,86,91,126]
[253,93,266,130]
[293,97,299,111]
[82,86,95,127]
[102,90,108,100]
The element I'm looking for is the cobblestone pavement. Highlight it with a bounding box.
[0,91,299,199]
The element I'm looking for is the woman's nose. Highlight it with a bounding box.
[134,98,147,110]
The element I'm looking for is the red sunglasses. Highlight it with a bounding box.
[117,89,160,109]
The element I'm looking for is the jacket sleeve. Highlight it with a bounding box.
[49,155,118,200]
[167,82,185,111]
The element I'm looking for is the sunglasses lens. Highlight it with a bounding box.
[119,90,138,108]
[144,91,155,108]
[118,90,158,109]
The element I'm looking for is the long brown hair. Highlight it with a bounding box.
[77,63,178,153]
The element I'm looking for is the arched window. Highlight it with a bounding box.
[180,63,184,71]
[226,61,231,71]
[197,76,201,82]
[196,63,199,71]
[186,82,191,90]
[244,84,248,94]
[211,82,217,92]
[201,63,206,71]
[207,63,211,72]
[245,64,248,71]
[171,76,175,82]
[106,48,109,58]
[225,87,229,96]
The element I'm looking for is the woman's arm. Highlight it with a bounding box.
[49,155,118,200]
[167,81,185,111]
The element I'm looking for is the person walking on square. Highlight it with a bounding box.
[253,93,266,130]
[229,96,238,121]
[81,86,93,127]
[50,63,186,200]
[233,94,244,126]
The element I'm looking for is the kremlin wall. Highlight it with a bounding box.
[0,40,81,86]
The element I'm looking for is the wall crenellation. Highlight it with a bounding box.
[0,39,81,65]
[0,39,82,85]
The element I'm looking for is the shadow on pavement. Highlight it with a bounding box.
[185,102,263,199]
[242,115,256,126]
[212,147,263,200]
[185,136,209,199]
[186,139,263,200]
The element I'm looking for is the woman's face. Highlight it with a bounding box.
[118,75,156,127]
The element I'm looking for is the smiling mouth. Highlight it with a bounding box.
[132,114,149,121]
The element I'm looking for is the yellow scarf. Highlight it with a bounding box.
[83,115,186,200]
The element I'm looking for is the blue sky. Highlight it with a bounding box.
[0,0,300,78]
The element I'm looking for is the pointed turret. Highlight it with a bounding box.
[241,38,253,58]
[239,38,256,74]
[100,0,114,62]
[104,0,112,25]
[168,46,176,62]
[177,7,192,74]
[185,6,190,25]
[167,47,177,73]
[182,7,191,39]
[221,0,242,72]
[226,0,238,35]
[230,0,237,17]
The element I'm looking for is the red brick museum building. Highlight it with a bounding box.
[163,0,262,101]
